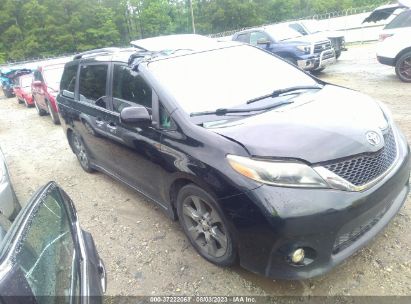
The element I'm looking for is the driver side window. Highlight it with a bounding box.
[15,187,80,302]
[78,64,108,109]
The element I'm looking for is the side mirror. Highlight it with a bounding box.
[32,80,42,87]
[120,106,151,125]
[257,38,270,45]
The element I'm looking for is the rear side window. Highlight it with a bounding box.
[78,64,108,108]
[60,64,78,99]
[112,65,152,113]
[235,33,250,43]
[385,10,411,29]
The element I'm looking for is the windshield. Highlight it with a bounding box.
[20,76,32,88]
[264,24,304,41]
[148,45,317,116]
[43,66,64,89]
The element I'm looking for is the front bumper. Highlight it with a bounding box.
[224,129,410,280]
[297,50,336,71]
[377,56,396,67]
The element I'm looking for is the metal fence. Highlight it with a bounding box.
[209,4,392,43]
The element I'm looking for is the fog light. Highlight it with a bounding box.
[290,248,305,264]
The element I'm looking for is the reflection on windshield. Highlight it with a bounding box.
[148,45,316,115]
[43,67,64,90]
[21,76,32,88]
[265,24,304,41]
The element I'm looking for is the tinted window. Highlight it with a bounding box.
[112,65,152,112]
[289,23,308,35]
[34,70,43,82]
[235,33,250,43]
[250,32,270,45]
[385,10,411,29]
[15,187,80,299]
[60,64,78,99]
[78,64,108,108]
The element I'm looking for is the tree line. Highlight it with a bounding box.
[0,0,387,63]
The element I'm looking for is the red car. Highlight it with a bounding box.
[13,74,34,107]
[32,64,65,124]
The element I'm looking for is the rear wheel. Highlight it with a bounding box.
[395,51,411,83]
[176,184,236,266]
[24,98,30,108]
[34,98,46,116]
[69,132,94,173]
[47,100,60,124]
[17,98,23,104]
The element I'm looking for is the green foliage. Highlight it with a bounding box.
[0,0,389,62]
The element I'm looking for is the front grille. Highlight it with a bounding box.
[314,41,332,54]
[322,50,335,60]
[332,203,390,254]
[324,128,397,187]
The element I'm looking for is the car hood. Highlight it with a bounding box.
[209,85,388,164]
[281,33,329,44]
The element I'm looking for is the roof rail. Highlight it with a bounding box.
[73,47,121,60]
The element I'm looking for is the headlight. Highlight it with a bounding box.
[227,155,329,188]
[296,45,311,54]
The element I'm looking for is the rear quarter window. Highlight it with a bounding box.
[385,10,411,29]
[60,64,79,99]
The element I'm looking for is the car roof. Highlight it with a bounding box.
[130,34,220,51]
[68,41,240,67]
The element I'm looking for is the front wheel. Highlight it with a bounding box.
[395,51,411,83]
[34,98,46,116]
[69,132,95,173]
[47,100,60,124]
[176,184,237,267]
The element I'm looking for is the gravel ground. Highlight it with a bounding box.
[0,42,410,296]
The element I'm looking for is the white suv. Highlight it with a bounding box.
[377,9,411,82]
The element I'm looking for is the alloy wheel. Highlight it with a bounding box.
[181,195,228,258]
[399,56,411,82]
[72,135,89,169]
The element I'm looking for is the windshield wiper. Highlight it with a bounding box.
[190,100,294,117]
[247,85,323,104]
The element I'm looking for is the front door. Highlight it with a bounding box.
[102,64,166,205]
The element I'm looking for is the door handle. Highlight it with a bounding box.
[95,118,105,127]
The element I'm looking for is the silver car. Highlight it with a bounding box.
[0,148,21,220]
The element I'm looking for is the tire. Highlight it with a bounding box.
[69,132,95,173]
[47,100,60,125]
[34,98,46,116]
[24,98,30,108]
[5,89,14,98]
[311,67,326,74]
[17,98,24,104]
[283,57,297,66]
[395,51,411,83]
[176,184,237,267]
[335,51,342,59]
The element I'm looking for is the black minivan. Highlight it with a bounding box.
[57,38,410,280]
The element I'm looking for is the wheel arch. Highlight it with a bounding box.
[395,47,411,65]
[167,174,220,221]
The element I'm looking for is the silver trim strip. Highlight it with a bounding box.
[314,127,401,192]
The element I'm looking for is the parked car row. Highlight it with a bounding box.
[1,33,409,292]
[1,63,66,124]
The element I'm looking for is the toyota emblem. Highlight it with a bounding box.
[366,131,381,146]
